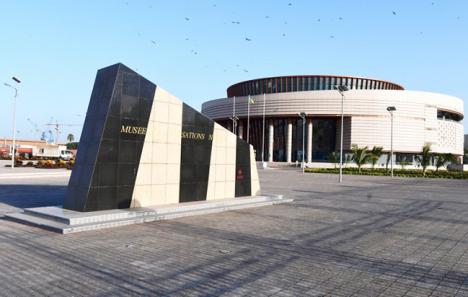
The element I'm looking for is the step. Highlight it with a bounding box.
[5,195,292,234]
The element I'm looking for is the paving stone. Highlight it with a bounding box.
[2,168,468,296]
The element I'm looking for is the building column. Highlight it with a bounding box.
[268,120,274,162]
[307,118,313,163]
[286,119,292,163]
[238,121,243,139]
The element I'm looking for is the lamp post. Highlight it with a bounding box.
[298,112,307,173]
[262,93,267,168]
[386,106,396,177]
[229,116,239,135]
[4,77,21,169]
[334,85,349,183]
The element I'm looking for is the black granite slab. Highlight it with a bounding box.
[235,138,252,197]
[179,104,214,202]
[64,63,156,212]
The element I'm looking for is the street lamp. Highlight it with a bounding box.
[4,76,21,169]
[298,112,307,173]
[387,106,396,177]
[334,85,349,183]
[229,116,239,135]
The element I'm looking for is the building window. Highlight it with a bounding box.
[330,77,335,89]
[437,110,463,122]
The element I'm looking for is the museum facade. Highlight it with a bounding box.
[202,75,464,163]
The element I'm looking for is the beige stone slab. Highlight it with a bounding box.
[154,101,169,123]
[153,143,168,164]
[167,124,182,144]
[168,103,182,125]
[214,182,226,200]
[215,164,226,182]
[166,144,181,164]
[140,143,153,164]
[165,184,179,204]
[151,163,166,185]
[166,164,180,184]
[151,184,167,205]
[153,122,168,143]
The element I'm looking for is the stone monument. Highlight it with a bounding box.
[6,63,290,233]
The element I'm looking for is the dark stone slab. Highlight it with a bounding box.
[64,64,155,212]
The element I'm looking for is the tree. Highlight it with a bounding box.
[435,153,457,172]
[415,144,432,176]
[434,154,446,172]
[351,145,369,173]
[369,146,384,170]
[328,151,339,169]
[67,133,75,143]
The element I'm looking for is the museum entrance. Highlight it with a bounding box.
[311,118,337,162]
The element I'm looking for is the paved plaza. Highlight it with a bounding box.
[1,164,468,296]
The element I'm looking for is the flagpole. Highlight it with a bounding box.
[262,93,266,164]
[247,94,250,143]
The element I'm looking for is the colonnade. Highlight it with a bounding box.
[237,118,314,163]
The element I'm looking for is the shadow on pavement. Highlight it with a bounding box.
[0,184,66,211]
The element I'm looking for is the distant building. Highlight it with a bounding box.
[0,138,70,159]
[202,75,464,164]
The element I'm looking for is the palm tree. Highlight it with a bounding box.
[369,146,383,170]
[328,151,339,169]
[67,133,74,143]
[351,145,369,173]
[434,154,446,172]
[415,144,432,176]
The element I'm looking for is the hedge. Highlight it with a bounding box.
[304,167,468,179]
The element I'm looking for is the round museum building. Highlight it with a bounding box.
[201,75,464,164]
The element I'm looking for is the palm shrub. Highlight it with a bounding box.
[351,144,369,173]
[328,151,339,169]
[415,144,432,176]
[369,146,383,170]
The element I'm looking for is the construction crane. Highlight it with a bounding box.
[26,118,42,137]
[45,121,81,144]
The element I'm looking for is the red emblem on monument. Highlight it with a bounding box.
[236,168,244,180]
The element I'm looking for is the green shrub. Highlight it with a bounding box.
[304,167,467,179]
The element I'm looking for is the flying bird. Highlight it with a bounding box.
[245,37,252,41]
[338,17,343,20]
[330,35,335,39]
[151,40,157,45]
[185,17,190,21]
[231,21,240,24]
[243,69,249,73]
[392,11,397,15]
[317,18,321,22]
[288,3,292,6]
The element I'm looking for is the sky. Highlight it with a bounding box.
[1,0,467,142]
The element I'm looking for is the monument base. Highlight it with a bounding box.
[6,195,292,234]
